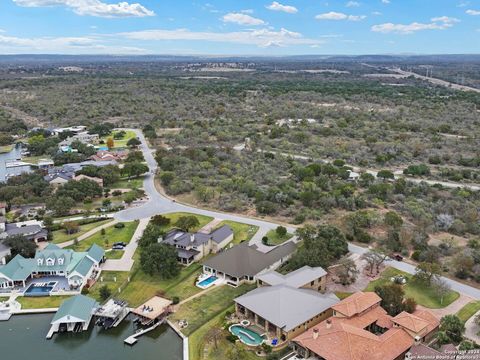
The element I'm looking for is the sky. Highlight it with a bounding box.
[0,0,479,55]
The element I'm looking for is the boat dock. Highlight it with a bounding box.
[124,319,165,346]
[93,299,130,329]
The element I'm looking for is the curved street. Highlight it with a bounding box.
[114,129,480,299]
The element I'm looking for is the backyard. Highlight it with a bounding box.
[16,296,70,309]
[364,267,460,309]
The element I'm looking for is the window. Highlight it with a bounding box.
[58,258,64,265]
[46,258,54,266]
[37,258,43,266]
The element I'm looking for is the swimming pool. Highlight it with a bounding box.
[24,283,55,297]
[229,325,265,346]
[196,275,217,289]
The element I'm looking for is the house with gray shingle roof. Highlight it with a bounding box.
[234,265,338,343]
[161,225,233,265]
[0,243,104,291]
[202,241,296,286]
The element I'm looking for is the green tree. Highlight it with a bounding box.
[376,170,395,180]
[122,162,149,179]
[413,262,442,286]
[127,137,141,147]
[439,315,465,344]
[275,226,287,238]
[99,285,112,301]
[140,243,180,278]
[4,235,37,258]
[151,215,171,227]
[175,215,200,232]
[374,283,405,316]
[384,211,403,229]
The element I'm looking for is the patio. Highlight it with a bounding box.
[0,276,74,296]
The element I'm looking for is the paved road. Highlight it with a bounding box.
[114,129,297,251]
[102,217,150,271]
[253,149,480,191]
[349,243,480,299]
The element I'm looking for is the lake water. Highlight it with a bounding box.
[0,314,183,360]
[0,144,32,182]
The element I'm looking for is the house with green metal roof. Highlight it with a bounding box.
[0,243,105,291]
[47,294,99,338]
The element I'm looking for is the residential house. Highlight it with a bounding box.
[0,243,105,290]
[161,225,233,265]
[73,174,104,187]
[235,266,338,342]
[58,132,99,149]
[292,291,440,360]
[202,242,296,286]
[0,220,48,243]
[90,150,128,162]
[51,126,87,136]
[44,172,74,187]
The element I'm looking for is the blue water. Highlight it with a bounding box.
[198,276,217,287]
[230,325,265,346]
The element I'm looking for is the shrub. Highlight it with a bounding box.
[172,296,180,305]
[226,334,238,343]
[114,222,125,229]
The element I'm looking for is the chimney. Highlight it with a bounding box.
[313,328,319,340]
[326,319,332,330]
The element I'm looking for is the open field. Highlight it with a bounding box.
[66,221,138,252]
[364,267,460,309]
[51,219,111,244]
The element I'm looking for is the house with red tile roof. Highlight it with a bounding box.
[292,292,439,360]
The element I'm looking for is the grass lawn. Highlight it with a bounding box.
[110,177,144,190]
[264,228,293,246]
[335,291,353,300]
[114,263,203,307]
[170,284,255,336]
[218,220,259,245]
[17,296,70,309]
[161,212,214,233]
[0,144,13,153]
[364,267,460,309]
[88,271,130,302]
[66,221,139,252]
[457,301,480,323]
[51,219,111,244]
[102,130,137,149]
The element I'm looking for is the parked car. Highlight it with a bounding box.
[112,245,125,250]
[390,253,403,261]
[113,242,127,247]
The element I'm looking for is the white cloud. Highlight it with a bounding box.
[266,1,298,14]
[120,28,323,48]
[0,32,147,53]
[12,0,155,18]
[372,11,382,16]
[315,11,366,21]
[372,16,459,34]
[346,1,360,7]
[431,16,460,23]
[466,9,480,15]
[381,0,390,3]
[222,12,265,26]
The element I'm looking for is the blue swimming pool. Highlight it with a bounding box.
[24,284,54,297]
[197,275,217,288]
[229,325,265,346]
